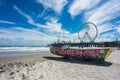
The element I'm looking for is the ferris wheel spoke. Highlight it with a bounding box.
[78,22,98,42]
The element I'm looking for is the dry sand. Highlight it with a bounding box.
[0,49,120,80]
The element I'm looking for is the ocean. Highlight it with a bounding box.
[0,47,50,57]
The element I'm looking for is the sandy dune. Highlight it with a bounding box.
[0,50,120,80]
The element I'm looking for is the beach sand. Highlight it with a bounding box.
[0,49,120,80]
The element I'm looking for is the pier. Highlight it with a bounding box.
[51,41,120,48]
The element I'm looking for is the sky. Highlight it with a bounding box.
[0,0,120,46]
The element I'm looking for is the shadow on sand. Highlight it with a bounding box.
[44,56,112,67]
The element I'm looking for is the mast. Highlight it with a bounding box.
[63,30,65,42]
[57,32,60,43]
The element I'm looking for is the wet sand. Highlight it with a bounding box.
[0,50,120,80]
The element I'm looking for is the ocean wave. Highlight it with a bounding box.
[0,47,50,52]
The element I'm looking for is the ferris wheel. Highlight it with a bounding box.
[78,22,98,42]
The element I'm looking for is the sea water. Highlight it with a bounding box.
[0,47,49,57]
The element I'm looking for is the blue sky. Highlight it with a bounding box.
[0,0,120,46]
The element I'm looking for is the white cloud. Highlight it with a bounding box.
[95,31,117,42]
[68,0,100,17]
[97,23,114,35]
[12,5,80,44]
[0,27,81,46]
[87,0,120,25]
[13,5,64,33]
[68,0,120,42]
[0,27,57,45]
[94,24,120,42]
[37,0,67,13]
[81,0,120,41]
[116,27,120,33]
[0,20,16,24]
[44,16,58,23]
[45,21,63,33]
[13,5,40,27]
[13,4,113,43]
[14,5,46,29]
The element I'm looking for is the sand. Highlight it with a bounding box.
[0,49,120,80]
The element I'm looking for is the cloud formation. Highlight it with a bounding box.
[68,0,100,17]
[37,0,67,14]
[13,5,64,33]
[0,20,16,24]
[85,0,120,41]
[87,0,120,25]
[0,27,57,46]
[10,5,79,45]
[0,0,120,46]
